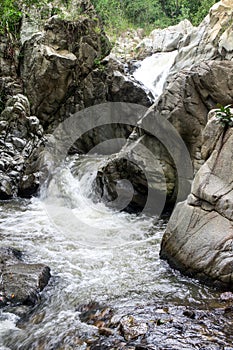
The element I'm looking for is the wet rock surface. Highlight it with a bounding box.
[0,247,50,308]
[14,300,233,349]
[95,157,149,214]
[79,301,233,349]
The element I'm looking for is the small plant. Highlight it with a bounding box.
[94,57,106,71]
[215,104,233,127]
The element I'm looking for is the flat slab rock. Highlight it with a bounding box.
[0,247,50,307]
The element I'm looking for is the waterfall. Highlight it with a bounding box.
[133,51,178,100]
[41,154,154,248]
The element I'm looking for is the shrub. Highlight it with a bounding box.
[215,104,233,127]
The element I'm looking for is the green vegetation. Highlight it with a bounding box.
[0,0,22,35]
[0,0,219,37]
[0,0,47,36]
[215,104,233,127]
[0,0,76,36]
[92,0,219,34]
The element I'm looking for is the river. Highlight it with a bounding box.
[0,53,233,349]
[0,155,233,349]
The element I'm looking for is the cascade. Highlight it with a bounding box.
[133,51,178,100]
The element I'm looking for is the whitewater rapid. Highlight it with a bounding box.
[133,51,178,100]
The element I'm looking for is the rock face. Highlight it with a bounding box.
[20,12,110,126]
[0,0,152,199]
[136,19,193,59]
[160,110,233,289]
[0,34,22,112]
[0,94,44,199]
[19,8,151,131]
[95,0,233,213]
[171,0,233,73]
[0,0,233,203]
[0,247,50,307]
[96,60,233,212]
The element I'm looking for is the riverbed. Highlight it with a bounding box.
[0,155,232,349]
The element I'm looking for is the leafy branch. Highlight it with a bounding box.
[215,104,233,127]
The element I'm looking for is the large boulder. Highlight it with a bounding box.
[136,19,193,59]
[160,109,233,289]
[19,9,151,134]
[52,55,152,153]
[20,12,110,125]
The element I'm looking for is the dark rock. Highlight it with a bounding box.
[183,310,196,319]
[0,246,23,264]
[77,302,114,327]
[99,327,115,337]
[95,157,149,213]
[77,302,233,349]
[0,94,45,200]
[0,247,50,308]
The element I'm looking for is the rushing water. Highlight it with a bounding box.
[133,51,178,100]
[0,51,233,349]
[0,155,233,349]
